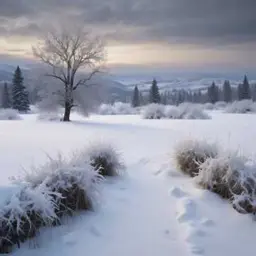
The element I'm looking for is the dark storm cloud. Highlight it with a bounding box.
[0,0,255,45]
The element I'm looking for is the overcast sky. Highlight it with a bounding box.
[0,0,255,75]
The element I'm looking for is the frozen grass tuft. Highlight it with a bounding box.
[85,143,125,177]
[175,139,218,177]
[0,148,105,253]
[175,138,256,215]
[0,109,22,120]
[195,153,256,214]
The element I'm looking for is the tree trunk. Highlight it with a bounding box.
[63,102,72,121]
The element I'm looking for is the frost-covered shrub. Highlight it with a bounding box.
[142,103,210,120]
[203,103,214,110]
[164,106,181,119]
[0,109,21,120]
[22,154,102,215]
[215,101,227,110]
[37,112,62,121]
[142,104,166,119]
[175,140,218,177]
[0,184,58,253]
[225,100,256,113]
[98,102,135,115]
[0,152,102,252]
[195,154,256,214]
[181,106,210,120]
[84,143,125,176]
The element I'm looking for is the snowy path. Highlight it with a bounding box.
[12,161,188,256]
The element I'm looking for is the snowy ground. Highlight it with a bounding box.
[1,112,256,255]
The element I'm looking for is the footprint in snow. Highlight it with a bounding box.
[200,218,215,227]
[169,186,188,198]
[89,226,101,237]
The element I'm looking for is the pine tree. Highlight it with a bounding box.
[12,66,30,112]
[241,75,251,100]
[208,82,219,103]
[132,85,140,107]
[237,84,243,100]
[2,83,11,108]
[223,80,232,102]
[149,79,161,103]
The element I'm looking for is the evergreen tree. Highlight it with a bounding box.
[241,75,251,100]
[237,84,243,100]
[223,80,232,102]
[207,82,219,103]
[132,85,140,107]
[149,79,161,103]
[12,66,30,112]
[2,83,11,108]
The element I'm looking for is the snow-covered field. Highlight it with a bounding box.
[1,112,256,256]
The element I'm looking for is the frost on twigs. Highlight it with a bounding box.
[85,143,125,177]
[175,139,218,177]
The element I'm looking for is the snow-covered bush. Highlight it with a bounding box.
[0,109,22,120]
[0,151,103,252]
[195,154,256,214]
[37,112,62,121]
[84,143,125,176]
[175,140,218,177]
[98,102,135,115]
[142,104,165,119]
[164,106,181,119]
[225,100,256,113]
[0,184,59,253]
[203,103,214,110]
[215,101,227,110]
[142,103,210,120]
[179,104,210,119]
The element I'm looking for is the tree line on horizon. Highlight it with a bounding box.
[131,75,256,107]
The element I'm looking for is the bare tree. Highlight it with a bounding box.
[32,27,105,121]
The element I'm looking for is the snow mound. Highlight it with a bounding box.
[84,143,125,176]
[0,109,22,120]
[98,102,136,115]
[175,139,218,177]
[225,100,256,113]
[195,153,256,214]
[37,112,62,121]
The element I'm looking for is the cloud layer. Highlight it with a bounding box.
[0,0,255,45]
